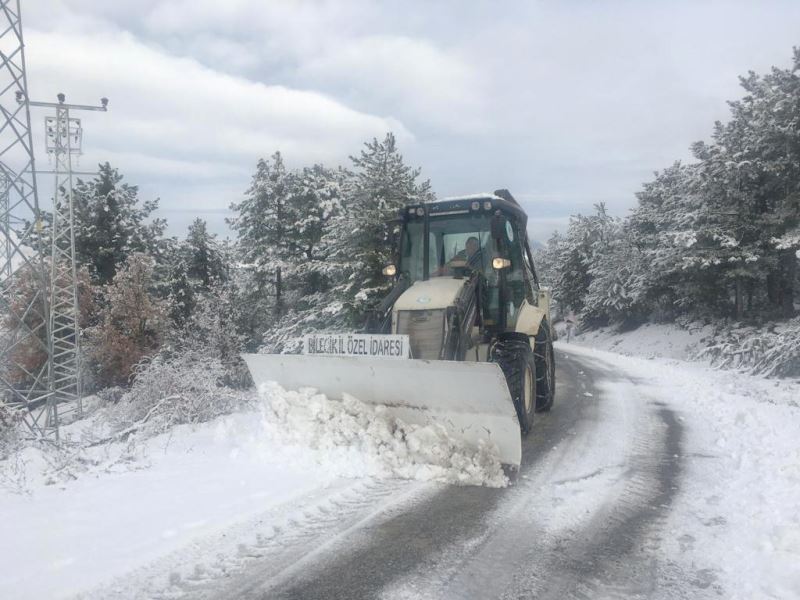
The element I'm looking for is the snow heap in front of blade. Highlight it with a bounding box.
[257,382,508,488]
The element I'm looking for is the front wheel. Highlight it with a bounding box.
[491,336,536,435]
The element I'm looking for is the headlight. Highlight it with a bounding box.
[471,201,480,211]
[382,264,397,276]
[492,257,511,270]
[416,207,425,216]
[483,201,492,211]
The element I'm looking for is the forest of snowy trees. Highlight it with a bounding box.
[3,132,433,428]
[5,48,798,435]
[535,49,800,376]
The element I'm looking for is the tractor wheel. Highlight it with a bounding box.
[491,335,536,435]
[534,320,556,412]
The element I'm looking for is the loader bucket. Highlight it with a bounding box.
[242,354,522,468]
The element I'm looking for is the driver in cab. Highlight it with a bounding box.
[435,236,484,276]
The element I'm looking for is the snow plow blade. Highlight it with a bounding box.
[242,354,522,468]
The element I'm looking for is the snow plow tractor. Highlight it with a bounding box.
[243,190,555,469]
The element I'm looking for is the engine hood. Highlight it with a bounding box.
[393,277,466,312]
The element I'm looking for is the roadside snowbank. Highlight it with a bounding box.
[568,321,713,360]
[562,343,800,599]
[570,319,800,378]
[0,383,505,599]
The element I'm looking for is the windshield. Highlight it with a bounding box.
[399,214,495,282]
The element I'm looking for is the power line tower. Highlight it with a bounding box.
[0,0,54,437]
[1,174,10,280]
[0,0,108,441]
[25,94,108,433]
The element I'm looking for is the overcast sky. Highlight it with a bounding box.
[23,0,800,241]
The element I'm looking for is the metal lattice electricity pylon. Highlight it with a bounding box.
[0,0,108,441]
[0,0,54,437]
[26,94,107,432]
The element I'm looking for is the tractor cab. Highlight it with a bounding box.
[394,190,540,337]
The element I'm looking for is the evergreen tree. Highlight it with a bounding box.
[325,133,433,320]
[227,153,292,346]
[229,151,306,268]
[182,219,225,288]
[548,49,800,325]
[690,49,800,317]
[260,165,350,350]
[73,162,167,285]
[165,259,196,328]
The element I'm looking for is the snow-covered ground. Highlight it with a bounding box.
[0,384,504,600]
[562,342,800,599]
[566,320,715,361]
[2,334,798,599]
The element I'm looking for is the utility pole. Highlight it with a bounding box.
[22,93,108,436]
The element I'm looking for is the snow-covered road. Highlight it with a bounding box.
[3,344,798,599]
[190,345,800,600]
[197,347,690,599]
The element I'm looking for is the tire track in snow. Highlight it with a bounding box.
[381,351,692,600]
[522,402,685,600]
[80,477,427,600]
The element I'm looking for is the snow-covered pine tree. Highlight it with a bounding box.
[228,152,291,271]
[227,153,291,347]
[73,163,167,285]
[165,259,196,328]
[625,161,727,318]
[324,133,433,320]
[548,207,605,317]
[163,218,227,329]
[179,275,251,387]
[690,49,800,318]
[583,217,649,327]
[534,48,799,334]
[261,164,350,351]
[182,218,226,288]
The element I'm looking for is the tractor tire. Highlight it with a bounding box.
[491,335,536,435]
[534,320,556,412]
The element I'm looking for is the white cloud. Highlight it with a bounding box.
[23,26,411,217]
[26,29,409,161]
[298,35,486,133]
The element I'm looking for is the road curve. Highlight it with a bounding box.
[198,347,702,600]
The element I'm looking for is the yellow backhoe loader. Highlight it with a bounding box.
[244,189,555,469]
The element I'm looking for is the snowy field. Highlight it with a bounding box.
[1,337,799,599]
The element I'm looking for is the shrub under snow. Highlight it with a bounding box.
[0,405,22,460]
[696,319,800,378]
[108,351,252,438]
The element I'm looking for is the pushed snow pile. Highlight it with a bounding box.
[255,383,508,488]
